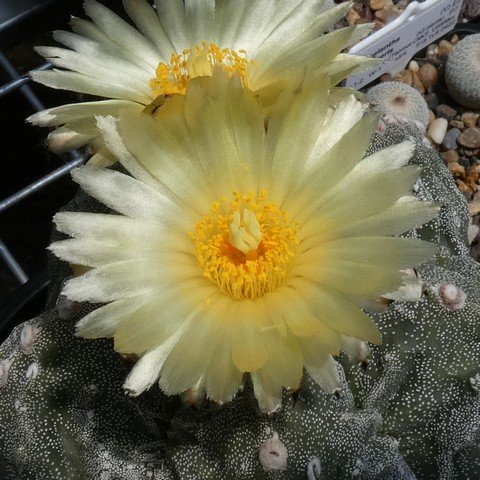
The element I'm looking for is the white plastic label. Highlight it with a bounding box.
[345,0,463,89]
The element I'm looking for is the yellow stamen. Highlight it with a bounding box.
[150,42,254,96]
[190,191,300,300]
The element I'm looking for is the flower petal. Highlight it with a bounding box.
[114,282,216,354]
[83,0,161,69]
[290,278,382,344]
[304,355,342,393]
[123,316,194,396]
[123,0,174,57]
[71,166,195,228]
[230,301,269,372]
[75,296,150,338]
[30,69,150,103]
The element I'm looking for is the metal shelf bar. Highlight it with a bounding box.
[0,50,46,111]
[0,50,85,288]
[0,240,28,284]
[0,156,84,213]
[0,61,50,97]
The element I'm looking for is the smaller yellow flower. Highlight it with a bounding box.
[50,72,438,412]
[27,0,376,161]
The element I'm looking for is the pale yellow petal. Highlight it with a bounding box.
[114,282,217,354]
[304,355,342,393]
[289,278,382,344]
[75,296,149,338]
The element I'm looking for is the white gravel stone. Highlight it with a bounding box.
[427,117,448,144]
[408,60,419,72]
[468,224,480,244]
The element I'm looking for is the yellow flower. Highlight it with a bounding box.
[27,0,376,162]
[49,72,438,412]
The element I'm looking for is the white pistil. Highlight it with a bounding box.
[229,208,262,254]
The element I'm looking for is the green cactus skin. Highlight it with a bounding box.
[1,124,479,479]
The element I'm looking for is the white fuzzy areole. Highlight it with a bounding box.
[435,282,467,310]
[20,324,42,355]
[0,357,15,388]
[259,432,288,472]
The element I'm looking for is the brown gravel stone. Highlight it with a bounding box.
[450,120,464,129]
[417,63,438,89]
[347,9,361,25]
[458,128,480,149]
[379,73,393,82]
[469,193,480,215]
[428,109,435,125]
[385,8,399,22]
[411,72,425,93]
[443,150,459,163]
[437,39,453,56]
[436,104,457,121]
[457,180,472,195]
[461,112,479,128]
[451,34,459,45]
[393,69,412,85]
[448,162,466,176]
[375,8,387,21]
[369,0,385,10]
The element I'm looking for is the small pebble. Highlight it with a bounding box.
[458,127,480,149]
[449,120,464,129]
[469,192,480,215]
[428,117,448,144]
[437,39,453,56]
[385,9,399,23]
[369,0,385,10]
[347,9,361,25]
[443,149,459,163]
[428,109,435,125]
[426,44,438,59]
[418,63,438,89]
[441,127,461,150]
[468,224,480,244]
[448,162,465,176]
[451,34,459,45]
[436,104,457,121]
[375,8,387,21]
[393,69,412,86]
[408,60,419,73]
[459,157,471,169]
[424,92,439,110]
[457,179,472,195]
[411,72,425,93]
[461,112,479,128]
[379,73,393,82]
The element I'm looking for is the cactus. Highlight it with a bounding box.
[1,123,479,479]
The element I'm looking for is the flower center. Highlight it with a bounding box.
[190,191,300,300]
[150,42,253,96]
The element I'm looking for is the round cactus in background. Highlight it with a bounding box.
[446,33,480,109]
[367,81,430,132]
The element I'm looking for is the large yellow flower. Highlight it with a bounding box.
[50,72,438,412]
[28,0,375,161]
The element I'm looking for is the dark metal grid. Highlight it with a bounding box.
[0,51,85,291]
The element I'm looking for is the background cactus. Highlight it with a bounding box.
[1,123,479,479]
